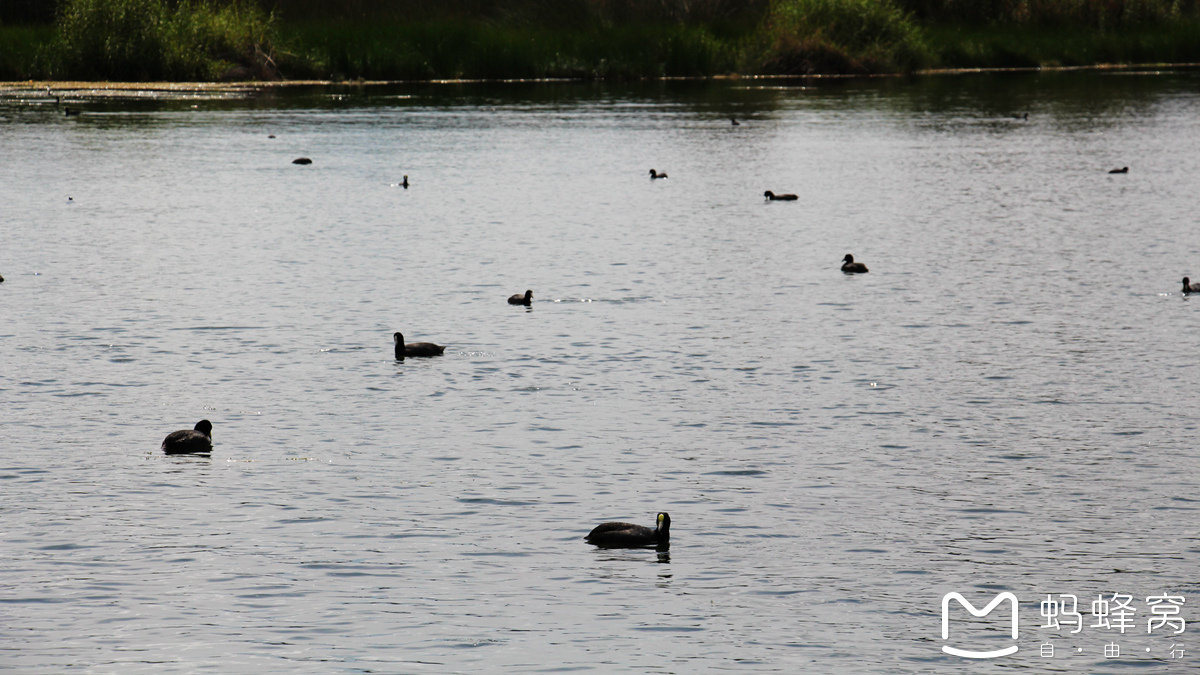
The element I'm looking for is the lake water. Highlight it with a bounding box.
[3,70,1200,673]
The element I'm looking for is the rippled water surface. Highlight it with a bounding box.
[4,71,1200,673]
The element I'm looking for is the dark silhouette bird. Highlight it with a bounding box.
[764,190,798,201]
[1109,166,1129,174]
[1184,277,1200,294]
[731,118,740,126]
[292,157,312,165]
[401,175,409,188]
[508,290,533,305]
[586,512,670,549]
[63,108,79,116]
[267,134,275,139]
[161,420,213,454]
[649,169,667,179]
[394,332,445,359]
[0,273,5,282]
[841,254,869,274]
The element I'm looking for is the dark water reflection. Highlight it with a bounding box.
[3,70,1200,673]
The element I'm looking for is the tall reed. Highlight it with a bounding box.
[0,26,51,79]
[266,0,769,27]
[756,0,932,74]
[276,19,743,80]
[6,0,1200,81]
[896,0,1200,26]
[51,0,278,80]
[925,20,1200,67]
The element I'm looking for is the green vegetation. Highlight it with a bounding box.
[24,0,277,81]
[906,0,1200,68]
[758,0,931,74]
[923,21,1200,68]
[0,25,52,80]
[898,0,1200,27]
[276,22,738,80]
[1,0,1199,81]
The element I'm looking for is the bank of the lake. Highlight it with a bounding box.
[3,0,1200,81]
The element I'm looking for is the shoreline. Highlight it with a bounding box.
[3,61,1199,98]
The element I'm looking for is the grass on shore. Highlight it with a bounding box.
[3,0,1200,82]
[274,21,740,80]
[924,21,1200,68]
[45,0,277,81]
[274,0,931,79]
[756,0,931,74]
[0,25,53,80]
